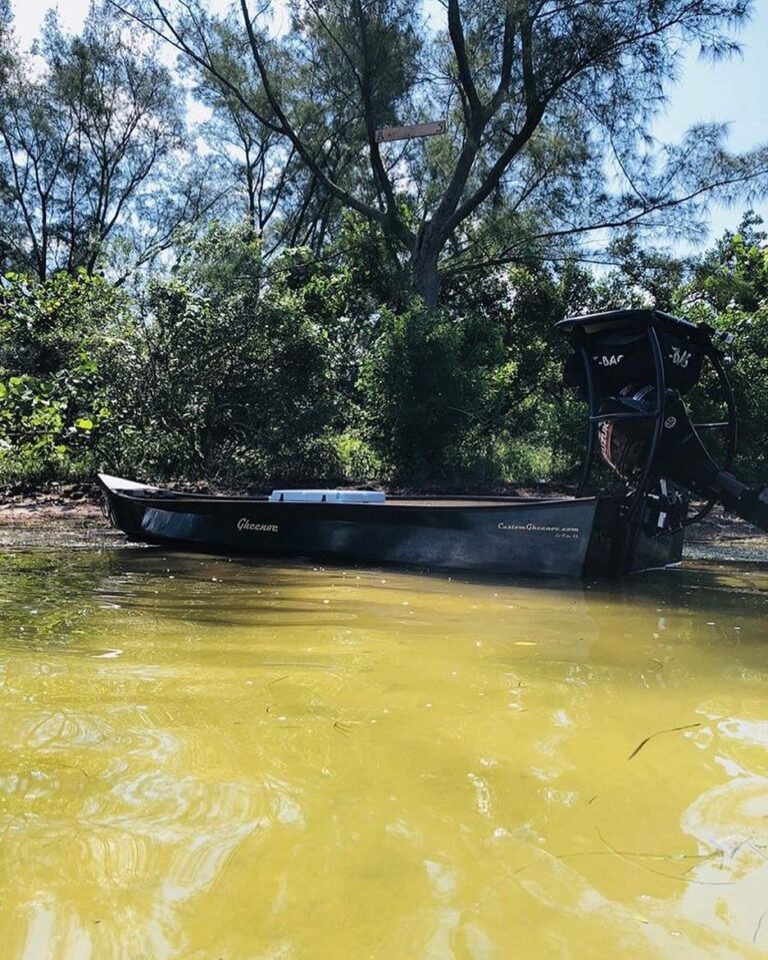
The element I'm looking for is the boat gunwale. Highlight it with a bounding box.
[102,488,607,511]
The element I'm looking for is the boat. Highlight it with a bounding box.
[98,309,768,577]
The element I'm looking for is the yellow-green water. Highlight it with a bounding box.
[1,549,768,959]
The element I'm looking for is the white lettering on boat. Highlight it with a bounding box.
[669,347,692,368]
[237,518,279,533]
[594,353,624,367]
[498,522,580,540]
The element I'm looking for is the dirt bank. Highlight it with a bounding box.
[0,489,120,549]
[1,487,767,563]
[683,510,768,564]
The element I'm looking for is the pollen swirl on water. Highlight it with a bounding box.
[1,548,767,959]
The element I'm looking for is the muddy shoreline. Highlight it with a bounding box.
[0,492,124,550]
[2,488,767,563]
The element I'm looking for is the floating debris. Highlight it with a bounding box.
[628,722,702,760]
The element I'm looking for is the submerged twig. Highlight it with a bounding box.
[596,828,734,886]
[628,722,701,760]
[754,908,768,944]
[556,848,714,865]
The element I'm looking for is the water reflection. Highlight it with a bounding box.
[1,549,767,958]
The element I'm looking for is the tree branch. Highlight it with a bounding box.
[238,0,414,249]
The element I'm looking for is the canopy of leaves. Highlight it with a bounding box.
[106,0,768,304]
[0,4,213,280]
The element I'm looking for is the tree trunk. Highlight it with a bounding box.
[411,241,442,309]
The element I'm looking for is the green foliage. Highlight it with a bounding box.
[331,432,383,483]
[119,0,767,305]
[719,306,768,483]
[0,2,194,280]
[0,270,123,373]
[688,213,768,313]
[0,271,124,483]
[1,216,768,495]
[678,216,768,483]
[357,263,570,484]
[97,225,339,484]
[359,302,486,480]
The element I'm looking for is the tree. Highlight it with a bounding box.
[687,210,768,312]
[183,13,294,244]
[0,3,210,280]
[0,271,129,483]
[0,0,13,87]
[177,6,367,254]
[679,213,768,483]
[98,223,339,482]
[108,0,768,306]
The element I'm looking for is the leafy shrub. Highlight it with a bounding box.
[358,301,499,481]
[0,271,125,485]
[97,226,339,484]
[3,217,767,496]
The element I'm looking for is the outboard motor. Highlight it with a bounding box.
[557,309,768,543]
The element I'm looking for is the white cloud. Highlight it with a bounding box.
[11,0,91,48]
[11,0,292,50]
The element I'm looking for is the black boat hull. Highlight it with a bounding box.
[97,476,683,578]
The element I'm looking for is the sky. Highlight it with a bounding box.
[9,0,768,248]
